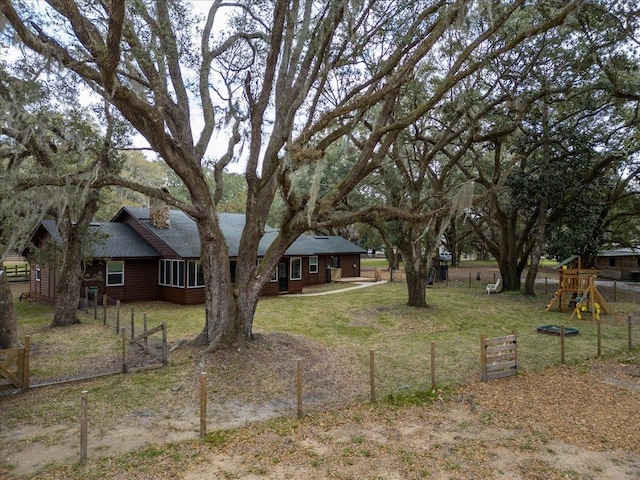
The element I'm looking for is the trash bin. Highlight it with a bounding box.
[630,271,640,282]
[439,265,448,281]
[325,265,332,283]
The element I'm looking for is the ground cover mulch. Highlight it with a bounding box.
[3,271,640,479]
[3,339,640,479]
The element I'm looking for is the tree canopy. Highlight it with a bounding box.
[2,0,639,349]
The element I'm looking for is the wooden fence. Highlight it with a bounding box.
[0,337,30,392]
[4,263,30,280]
[122,322,168,374]
[480,332,518,381]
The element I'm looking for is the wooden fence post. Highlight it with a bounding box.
[130,307,135,338]
[560,325,566,365]
[480,335,487,381]
[162,322,168,366]
[468,272,471,288]
[116,300,120,334]
[80,390,88,465]
[369,349,376,403]
[143,314,148,353]
[613,280,617,302]
[23,335,30,392]
[85,287,89,314]
[629,315,633,350]
[296,359,303,419]
[102,294,107,326]
[430,341,436,390]
[94,294,97,320]
[122,328,128,373]
[200,372,207,438]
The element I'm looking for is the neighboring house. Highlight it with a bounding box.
[25,205,366,305]
[594,248,640,281]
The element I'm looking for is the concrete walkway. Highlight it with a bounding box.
[286,280,388,297]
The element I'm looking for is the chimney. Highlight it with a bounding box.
[149,188,171,229]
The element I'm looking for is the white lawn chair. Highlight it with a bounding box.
[486,278,501,294]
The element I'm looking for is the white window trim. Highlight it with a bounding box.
[260,259,278,282]
[106,261,124,286]
[309,256,318,274]
[290,257,302,280]
[159,259,185,287]
[187,260,205,288]
[35,263,41,282]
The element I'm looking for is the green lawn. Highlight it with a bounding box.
[12,278,637,395]
[3,278,636,436]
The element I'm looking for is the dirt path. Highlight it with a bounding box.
[2,357,640,479]
[3,273,640,478]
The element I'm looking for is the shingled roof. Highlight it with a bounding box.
[38,220,161,258]
[117,207,365,258]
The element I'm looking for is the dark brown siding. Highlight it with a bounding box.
[158,285,186,304]
[338,254,361,278]
[289,279,303,293]
[80,259,160,304]
[184,287,205,305]
[30,263,55,303]
[261,279,280,296]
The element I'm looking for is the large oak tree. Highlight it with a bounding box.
[1,0,581,348]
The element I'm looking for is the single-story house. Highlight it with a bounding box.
[25,205,366,305]
[594,248,640,281]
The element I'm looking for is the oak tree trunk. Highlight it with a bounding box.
[52,195,100,327]
[0,262,19,349]
[405,269,428,308]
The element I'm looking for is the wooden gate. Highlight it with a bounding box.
[0,336,30,392]
[481,331,517,381]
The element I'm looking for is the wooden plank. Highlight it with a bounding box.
[129,323,164,344]
[487,360,517,372]
[487,354,517,364]
[484,335,516,346]
[481,332,517,382]
[0,349,18,362]
[127,364,164,373]
[0,365,22,388]
[485,344,516,354]
[486,369,517,381]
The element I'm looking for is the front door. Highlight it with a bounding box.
[278,260,288,293]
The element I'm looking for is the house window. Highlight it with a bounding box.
[106,261,124,286]
[258,259,278,282]
[309,256,318,274]
[291,257,302,280]
[35,264,41,282]
[187,260,205,287]
[159,259,185,287]
[609,257,616,267]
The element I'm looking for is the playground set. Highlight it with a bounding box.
[545,255,619,323]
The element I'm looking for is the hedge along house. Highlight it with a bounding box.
[26,205,366,305]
